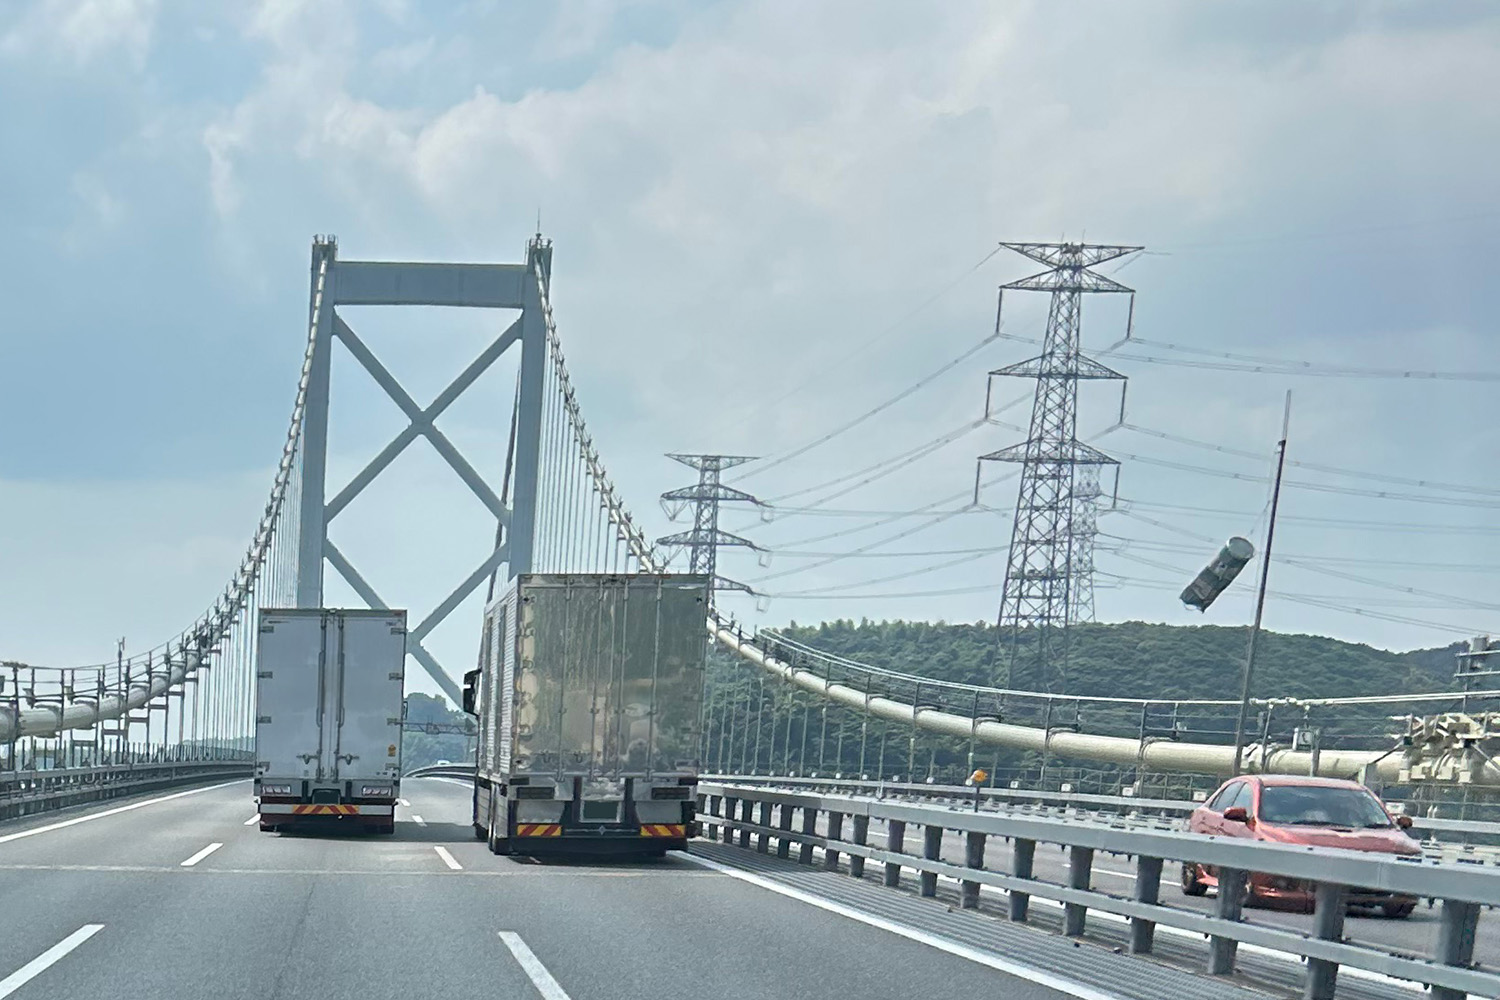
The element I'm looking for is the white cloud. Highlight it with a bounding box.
[0,0,158,68]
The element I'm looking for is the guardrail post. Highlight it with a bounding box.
[1064,845,1093,936]
[1208,867,1247,975]
[885,819,905,887]
[799,806,817,864]
[825,811,844,870]
[1010,838,1035,921]
[776,803,794,858]
[1129,855,1163,954]
[920,823,942,897]
[707,794,721,839]
[1304,882,1347,1000]
[849,815,869,877]
[756,801,772,853]
[1433,899,1481,1000]
[721,795,736,844]
[961,831,985,909]
[738,798,754,848]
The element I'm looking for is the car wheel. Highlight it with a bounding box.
[1383,901,1416,919]
[1181,862,1207,896]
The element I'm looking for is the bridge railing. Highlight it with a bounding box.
[699,781,1500,1000]
[703,773,1500,850]
[0,759,252,822]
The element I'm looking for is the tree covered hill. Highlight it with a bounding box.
[772,619,1461,701]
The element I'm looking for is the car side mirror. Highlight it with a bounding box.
[1222,806,1249,823]
[461,668,480,717]
[1396,815,1413,830]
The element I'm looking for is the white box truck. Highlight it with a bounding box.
[254,608,407,834]
[464,574,708,856]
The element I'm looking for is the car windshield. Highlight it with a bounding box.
[1258,786,1392,828]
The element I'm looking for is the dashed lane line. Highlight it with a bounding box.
[0,924,104,999]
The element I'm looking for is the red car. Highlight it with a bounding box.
[1181,774,1420,917]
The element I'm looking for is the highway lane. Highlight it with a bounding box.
[0,779,1091,1000]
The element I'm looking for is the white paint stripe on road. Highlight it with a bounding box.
[398,799,410,807]
[180,843,223,867]
[411,815,427,826]
[0,924,104,998]
[0,780,242,846]
[243,816,259,826]
[434,846,462,870]
[680,854,1126,1000]
[498,932,572,1000]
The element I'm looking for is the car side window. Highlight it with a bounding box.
[1209,781,1241,812]
[1223,782,1249,813]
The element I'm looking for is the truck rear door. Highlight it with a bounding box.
[257,611,329,780]
[330,611,407,782]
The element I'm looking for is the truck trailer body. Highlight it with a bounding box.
[254,608,407,834]
[466,574,708,856]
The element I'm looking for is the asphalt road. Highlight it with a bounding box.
[0,779,1087,1000]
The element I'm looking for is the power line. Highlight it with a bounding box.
[1118,497,1500,534]
[1113,451,1500,509]
[734,331,1003,483]
[768,545,1006,559]
[1119,423,1500,497]
[763,418,987,504]
[757,583,1000,601]
[750,245,1007,415]
[755,549,999,597]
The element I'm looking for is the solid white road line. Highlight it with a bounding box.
[0,924,104,998]
[411,815,427,826]
[397,799,410,807]
[243,816,260,826]
[680,854,1126,1000]
[180,843,223,867]
[434,846,462,870]
[498,932,572,1000]
[0,780,242,846]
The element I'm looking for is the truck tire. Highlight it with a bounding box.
[259,822,277,833]
[474,823,487,841]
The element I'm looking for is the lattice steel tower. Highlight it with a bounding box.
[979,242,1140,692]
[657,454,763,593]
[1068,463,1104,624]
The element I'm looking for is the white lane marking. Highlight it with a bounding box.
[397,799,410,807]
[680,854,1126,1000]
[243,816,260,826]
[498,932,572,1000]
[0,781,242,846]
[180,843,223,867]
[0,924,104,998]
[411,815,427,826]
[434,846,463,870]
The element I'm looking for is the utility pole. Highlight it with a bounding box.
[979,242,1140,692]
[1230,392,1292,777]
[657,454,764,593]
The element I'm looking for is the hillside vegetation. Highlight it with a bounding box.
[772,619,1459,701]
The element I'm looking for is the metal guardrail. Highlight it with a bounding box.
[705,774,1500,848]
[0,761,252,822]
[699,781,1500,1000]
[402,763,477,780]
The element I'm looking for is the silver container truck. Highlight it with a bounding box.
[254,608,407,834]
[464,574,708,856]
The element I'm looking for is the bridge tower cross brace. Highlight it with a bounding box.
[293,234,552,703]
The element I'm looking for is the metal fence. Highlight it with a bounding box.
[0,760,251,822]
[699,781,1500,1000]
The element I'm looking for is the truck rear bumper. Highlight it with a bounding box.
[260,803,395,816]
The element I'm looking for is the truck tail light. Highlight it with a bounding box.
[651,786,691,800]
[359,785,393,798]
[259,784,294,797]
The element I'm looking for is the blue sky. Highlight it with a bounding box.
[3,0,1498,697]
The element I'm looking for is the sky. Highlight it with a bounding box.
[2,0,1498,701]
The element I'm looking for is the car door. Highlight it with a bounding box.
[1220,781,1255,839]
[1202,780,1243,837]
